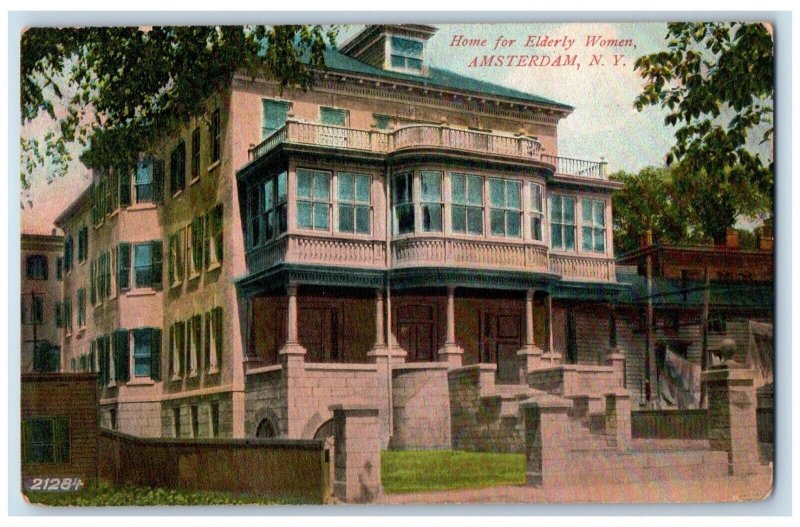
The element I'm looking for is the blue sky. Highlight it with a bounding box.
[21,22,772,233]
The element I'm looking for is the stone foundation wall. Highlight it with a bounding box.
[527,365,618,398]
[448,364,524,453]
[391,363,451,450]
[245,366,287,437]
[160,392,234,438]
[100,401,162,438]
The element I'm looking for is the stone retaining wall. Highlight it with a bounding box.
[391,363,451,450]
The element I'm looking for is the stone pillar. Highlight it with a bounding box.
[605,353,626,389]
[702,362,760,476]
[517,289,544,383]
[280,284,306,438]
[604,388,631,450]
[521,395,573,488]
[330,405,383,503]
[438,286,463,367]
[367,289,405,448]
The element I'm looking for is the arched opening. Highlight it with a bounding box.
[314,419,335,483]
[256,418,277,438]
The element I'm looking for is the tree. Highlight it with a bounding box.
[633,22,773,242]
[20,25,338,204]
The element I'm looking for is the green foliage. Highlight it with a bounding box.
[24,481,310,506]
[633,23,774,240]
[381,450,525,494]
[20,25,338,201]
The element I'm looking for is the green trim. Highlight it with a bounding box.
[389,267,558,291]
[236,263,386,296]
[550,280,629,301]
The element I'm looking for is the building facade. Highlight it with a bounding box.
[56,24,629,444]
[21,232,64,373]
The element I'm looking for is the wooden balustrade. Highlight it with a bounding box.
[391,237,549,273]
[549,254,615,281]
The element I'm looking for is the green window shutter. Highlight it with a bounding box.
[54,417,69,463]
[114,329,130,383]
[151,240,163,290]
[215,306,223,365]
[55,302,63,328]
[119,166,132,206]
[168,324,175,378]
[98,338,108,385]
[150,328,162,381]
[179,322,187,375]
[215,205,224,264]
[118,242,131,290]
[89,259,96,304]
[153,159,165,203]
[168,235,175,285]
[105,252,112,296]
[202,213,210,269]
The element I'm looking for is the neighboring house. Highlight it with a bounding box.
[21,232,64,373]
[615,233,774,407]
[21,373,99,490]
[55,24,628,443]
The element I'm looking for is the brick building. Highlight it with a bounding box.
[56,24,639,445]
[21,232,64,373]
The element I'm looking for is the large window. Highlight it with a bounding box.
[247,185,262,248]
[132,241,162,289]
[22,417,69,464]
[296,169,331,231]
[451,173,484,235]
[135,160,154,203]
[489,178,522,237]
[338,172,371,234]
[420,171,443,232]
[262,99,290,138]
[320,107,348,127]
[26,255,48,280]
[77,226,88,263]
[581,198,606,253]
[191,128,201,181]
[389,35,423,73]
[133,329,152,377]
[530,182,544,242]
[189,217,203,277]
[210,109,221,164]
[549,195,576,251]
[170,141,186,195]
[393,172,414,235]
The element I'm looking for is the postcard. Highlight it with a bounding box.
[17,19,775,506]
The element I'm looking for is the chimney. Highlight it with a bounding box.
[725,228,740,249]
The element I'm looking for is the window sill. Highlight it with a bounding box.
[128,203,158,212]
[170,281,183,289]
[127,378,155,386]
[170,375,182,382]
[126,289,157,298]
[190,176,200,186]
[206,262,222,272]
[207,160,221,172]
[172,189,184,200]
[188,272,201,282]
[206,367,220,375]
[107,381,117,389]
[189,371,198,379]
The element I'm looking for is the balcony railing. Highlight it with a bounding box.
[549,254,616,282]
[391,236,549,273]
[249,121,601,179]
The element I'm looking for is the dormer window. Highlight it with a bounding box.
[388,35,424,74]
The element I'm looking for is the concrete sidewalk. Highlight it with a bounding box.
[377,470,774,505]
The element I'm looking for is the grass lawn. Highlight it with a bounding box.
[382,450,526,494]
[24,481,310,506]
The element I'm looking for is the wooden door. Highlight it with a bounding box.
[300,307,339,362]
[396,304,435,362]
[481,310,523,383]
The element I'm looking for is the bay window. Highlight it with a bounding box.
[489,178,522,237]
[393,172,414,235]
[581,198,606,253]
[338,172,371,234]
[451,173,484,235]
[261,179,274,242]
[276,171,288,234]
[420,171,443,232]
[296,168,331,231]
[530,182,544,242]
[389,35,424,73]
[549,195,576,251]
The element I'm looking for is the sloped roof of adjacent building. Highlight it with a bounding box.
[319,47,573,110]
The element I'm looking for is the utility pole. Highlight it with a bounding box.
[700,266,710,407]
[644,232,657,408]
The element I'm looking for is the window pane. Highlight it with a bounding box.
[313,203,329,230]
[582,226,593,252]
[565,226,576,250]
[564,197,575,224]
[452,205,466,233]
[532,217,542,241]
[594,228,605,252]
[489,179,504,208]
[263,180,274,211]
[422,204,442,232]
[531,184,543,213]
[136,161,153,184]
[467,176,483,206]
[451,174,466,204]
[314,172,330,201]
[397,204,414,234]
[297,170,312,199]
[507,181,521,210]
[355,206,370,234]
[407,58,423,70]
[339,204,354,232]
[277,172,287,202]
[467,207,484,235]
[551,224,562,249]
[338,173,353,201]
[490,209,504,235]
[421,171,442,201]
[391,36,423,57]
[507,211,521,237]
[355,175,370,203]
[297,201,312,229]
[550,196,562,221]
[582,199,592,223]
[263,100,289,135]
[594,202,605,226]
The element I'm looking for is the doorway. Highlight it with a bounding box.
[480,310,523,384]
[396,304,436,362]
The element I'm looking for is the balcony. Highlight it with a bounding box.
[246,233,387,273]
[248,120,607,180]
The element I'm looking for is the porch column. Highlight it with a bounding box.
[375,289,386,348]
[279,283,306,360]
[605,303,626,388]
[543,293,561,365]
[438,286,463,367]
[517,289,544,382]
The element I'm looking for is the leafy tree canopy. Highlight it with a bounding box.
[633,22,774,240]
[20,25,338,202]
